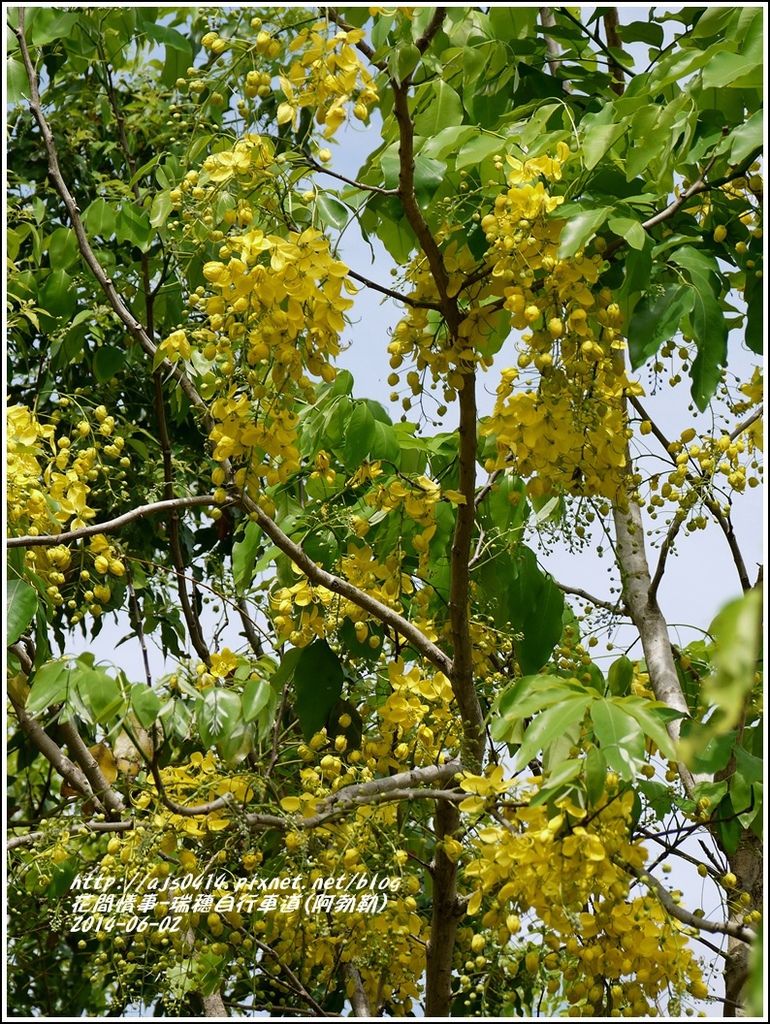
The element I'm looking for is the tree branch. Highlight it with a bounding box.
[613,499,698,796]
[252,938,331,1016]
[539,8,568,86]
[304,156,398,196]
[556,581,627,616]
[341,963,371,1017]
[346,267,441,309]
[7,495,222,548]
[58,719,125,819]
[602,8,626,95]
[448,373,486,767]
[241,493,452,674]
[7,692,96,807]
[13,12,210,425]
[630,865,756,944]
[425,801,462,1017]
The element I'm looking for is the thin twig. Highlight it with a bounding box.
[347,267,441,309]
[13,12,210,424]
[7,495,223,548]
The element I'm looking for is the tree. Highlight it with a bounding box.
[5,5,763,1018]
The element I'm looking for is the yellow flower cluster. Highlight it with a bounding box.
[365,660,460,769]
[7,404,131,617]
[387,242,490,403]
[270,540,413,647]
[477,150,641,499]
[173,221,354,489]
[7,405,93,535]
[279,23,378,137]
[464,788,704,1015]
[136,751,253,837]
[388,146,641,499]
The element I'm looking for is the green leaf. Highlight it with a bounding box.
[455,132,504,170]
[628,284,693,369]
[40,270,77,319]
[7,578,38,646]
[607,214,646,251]
[414,80,463,135]
[607,656,633,697]
[670,247,728,409]
[413,155,447,194]
[82,198,116,238]
[703,590,762,730]
[293,640,344,740]
[514,695,594,770]
[242,677,273,724]
[93,345,126,382]
[420,125,477,160]
[557,207,612,260]
[584,746,607,805]
[76,667,124,723]
[197,689,241,747]
[27,8,78,45]
[590,699,646,781]
[744,268,763,355]
[130,683,162,728]
[6,58,30,106]
[618,20,664,47]
[582,123,628,170]
[117,203,153,251]
[149,191,172,228]
[701,50,762,90]
[342,402,377,470]
[271,647,303,690]
[494,673,582,724]
[395,42,420,83]
[616,696,678,759]
[48,226,80,269]
[316,194,349,231]
[232,521,261,594]
[729,109,763,165]
[26,661,71,716]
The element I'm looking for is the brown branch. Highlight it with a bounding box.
[7,495,222,548]
[7,692,96,806]
[148,760,234,817]
[391,78,457,328]
[539,8,568,87]
[246,761,462,831]
[414,6,447,57]
[630,397,753,593]
[341,963,371,1017]
[730,407,762,442]
[613,498,698,797]
[8,819,135,850]
[630,866,756,944]
[448,373,485,767]
[305,157,398,196]
[602,8,625,95]
[649,511,686,603]
[241,493,453,675]
[556,581,627,616]
[346,267,441,309]
[237,597,265,657]
[252,938,330,1016]
[121,62,202,662]
[13,12,210,425]
[425,801,462,1016]
[703,495,752,593]
[59,720,125,819]
[202,994,228,1018]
